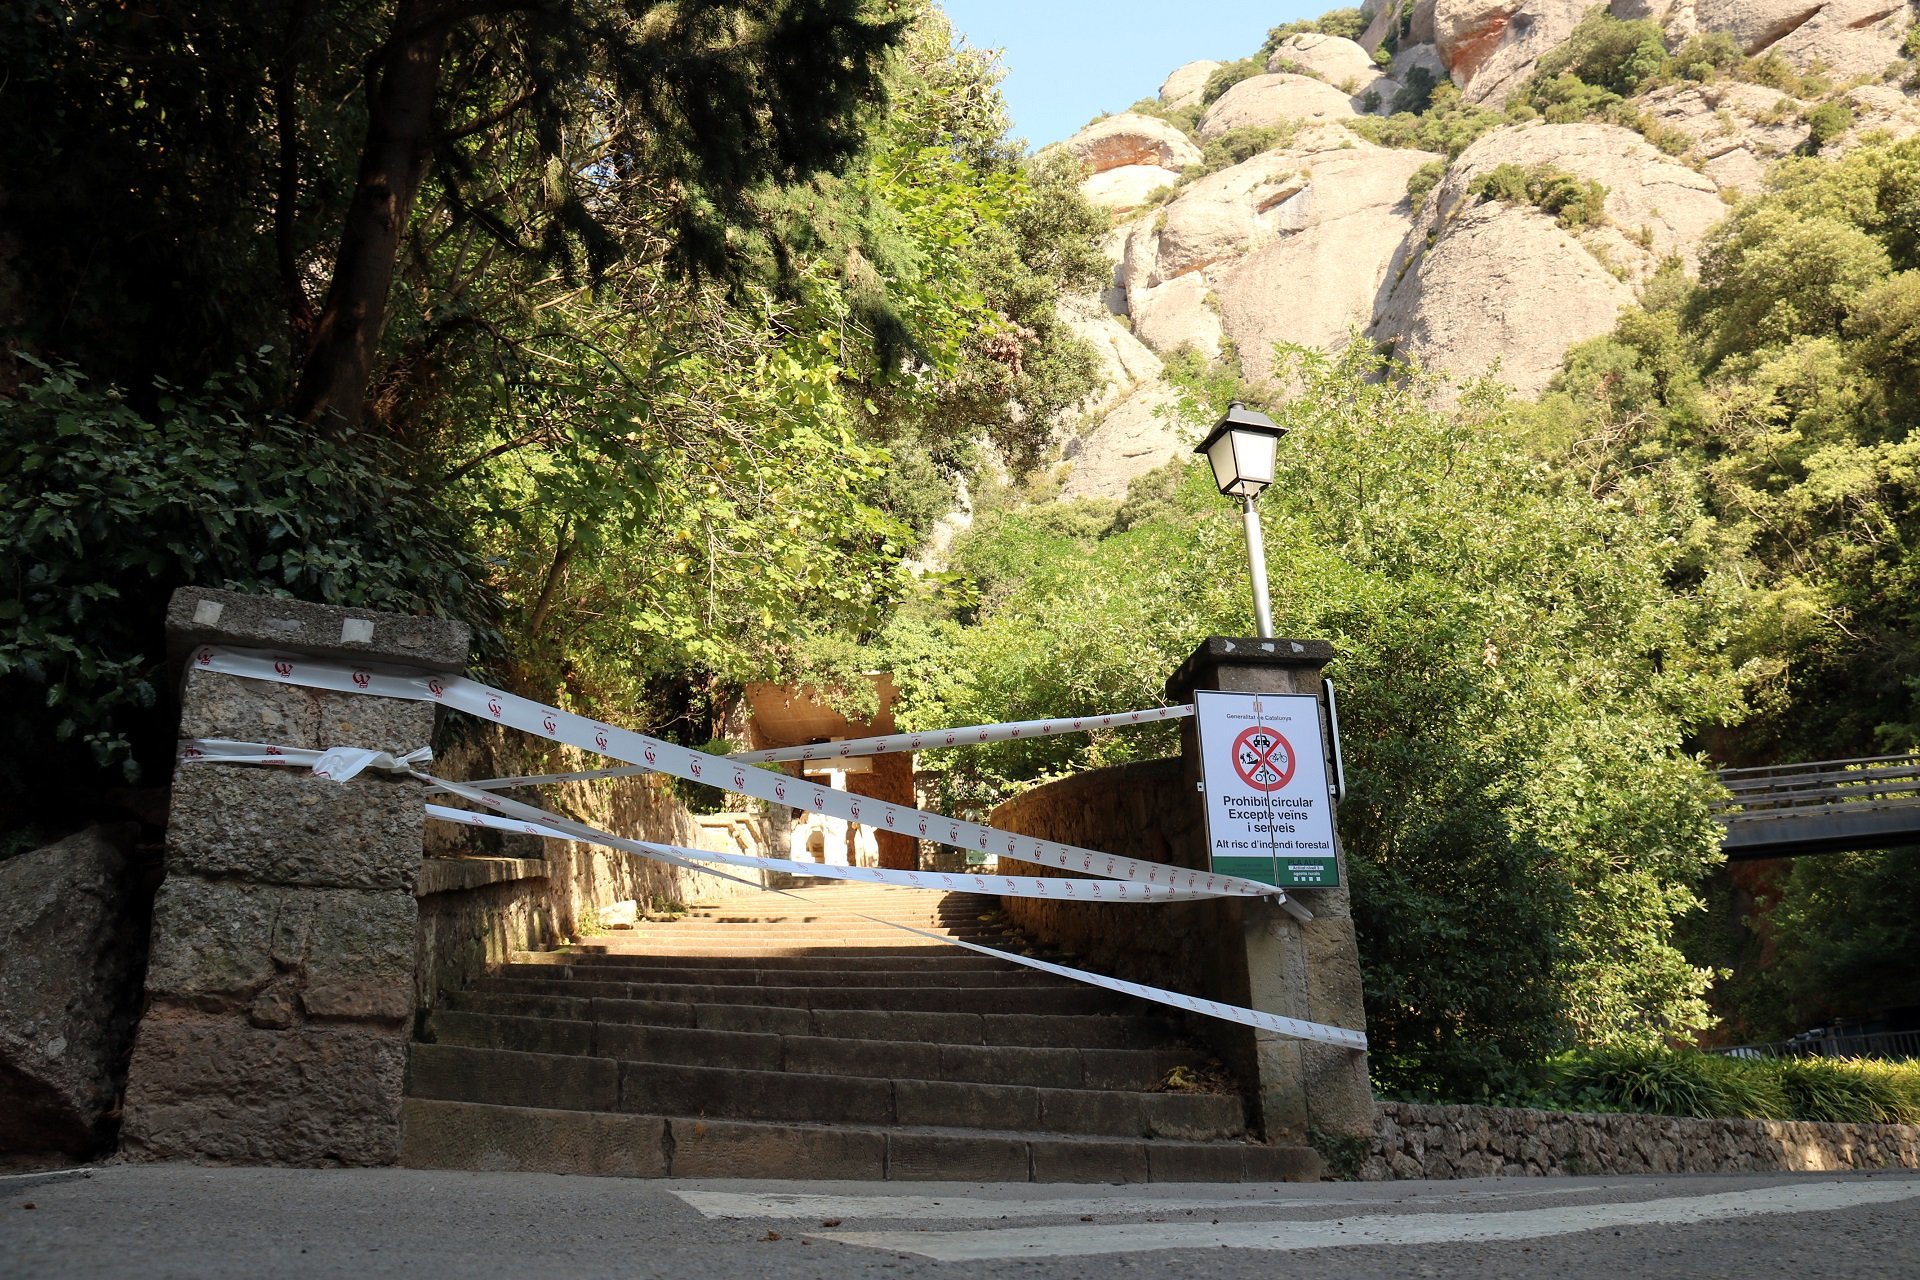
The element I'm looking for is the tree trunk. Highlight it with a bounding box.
[292,1,448,435]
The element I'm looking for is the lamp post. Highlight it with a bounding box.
[1194,401,1287,639]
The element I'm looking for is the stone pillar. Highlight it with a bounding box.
[119,588,468,1166]
[1167,636,1375,1143]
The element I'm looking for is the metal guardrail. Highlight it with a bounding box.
[1713,754,1920,823]
[1711,1029,1920,1063]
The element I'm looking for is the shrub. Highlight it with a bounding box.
[1191,125,1301,179]
[1669,33,1747,82]
[1803,99,1855,149]
[1540,1047,1920,1123]
[1774,1057,1912,1124]
[1469,162,1608,228]
[1554,1045,1726,1117]
[1406,159,1447,207]
[1534,10,1671,97]
[1201,57,1265,106]
[1263,8,1368,52]
[1393,65,1439,115]
[0,358,493,805]
[1350,82,1520,157]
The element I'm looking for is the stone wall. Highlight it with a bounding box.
[990,758,1263,1107]
[1362,1101,1920,1179]
[417,721,773,1011]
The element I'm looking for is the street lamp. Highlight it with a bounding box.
[1194,400,1287,638]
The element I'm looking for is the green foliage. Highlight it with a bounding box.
[1768,848,1920,1027]
[1469,163,1609,228]
[1406,159,1447,207]
[1201,57,1267,106]
[1390,65,1440,116]
[1533,9,1670,98]
[0,358,491,797]
[1263,9,1369,53]
[1194,126,1304,179]
[1349,82,1528,158]
[1803,99,1855,149]
[1531,1046,1920,1123]
[1668,33,1748,83]
[892,345,1740,1096]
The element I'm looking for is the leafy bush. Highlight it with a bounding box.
[1350,82,1525,157]
[1194,124,1302,177]
[1201,57,1266,105]
[1533,10,1670,97]
[1263,8,1369,52]
[1391,65,1439,115]
[1668,33,1747,82]
[0,359,493,806]
[1406,158,1447,206]
[1803,99,1855,149]
[1774,1057,1918,1124]
[1540,1047,1920,1122]
[1554,1045,1729,1117]
[1469,162,1608,228]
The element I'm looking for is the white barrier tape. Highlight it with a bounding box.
[417,783,1360,1043]
[730,705,1194,765]
[183,740,1362,1047]
[875,917,1368,1050]
[188,645,1286,904]
[424,802,1217,902]
[179,739,432,780]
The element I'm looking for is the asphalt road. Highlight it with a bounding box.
[4,1164,1919,1279]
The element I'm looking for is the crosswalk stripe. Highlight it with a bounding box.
[809,1180,1920,1262]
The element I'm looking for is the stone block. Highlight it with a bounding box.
[120,1018,407,1166]
[400,1098,668,1177]
[143,878,415,1026]
[887,1131,1030,1181]
[143,878,279,1012]
[1030,1138,1149,1183]
[407,1043,618,1112]
[0,826,144,1158]
[167,765,425,890]
[166,586,470,670]
[666,1117,886,1179]
[177,669,324,747]
[895,1078,1040,1130]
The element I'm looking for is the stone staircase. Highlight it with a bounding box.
[400,882,1321,1182]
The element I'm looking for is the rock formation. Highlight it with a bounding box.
[1200,74,1364,136]
[1045,0,1920,492]
[0,826,146,1159]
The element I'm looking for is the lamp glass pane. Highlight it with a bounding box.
[1232,429,1278,489]
[1205,432,1240,495]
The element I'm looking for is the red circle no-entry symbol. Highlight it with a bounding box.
[1232,727,1296,792]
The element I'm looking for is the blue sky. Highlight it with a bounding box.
[940,1,1327,149]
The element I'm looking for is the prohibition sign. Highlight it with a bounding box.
[1232,726,1296,792]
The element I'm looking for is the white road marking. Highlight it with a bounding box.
[810,1179,1920,1262]
[669,1182,1618,1223]
[672,1191,1324,1221]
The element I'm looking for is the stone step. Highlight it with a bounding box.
[472,976,1129,1015]
[442,989,1187,1048]
[426,1009,1213,1092]
[399,1099,1322,1183]
[497,962,1075,990]
[533,950,1017,973]
[408,1043,1246,1140]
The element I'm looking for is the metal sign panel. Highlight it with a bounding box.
[1194,689,1339,888]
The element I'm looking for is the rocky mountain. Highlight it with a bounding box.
[1047,0,1919,500]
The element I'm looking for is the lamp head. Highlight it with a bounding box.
[1194,401,1287,499]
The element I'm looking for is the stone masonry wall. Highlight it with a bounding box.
[990,758,1261,1101]
[418,721,771,1011]
[1363,1101,1920,1179]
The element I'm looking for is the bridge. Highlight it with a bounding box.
[1714,754,1920,859]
